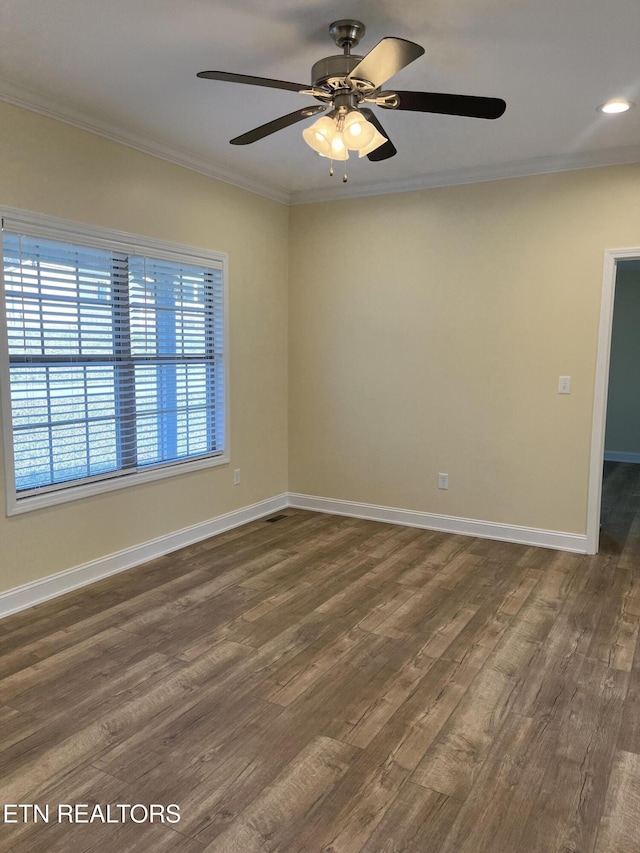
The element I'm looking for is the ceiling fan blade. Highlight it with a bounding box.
[346,37,425,90]
[387,90,506,119]
[197,70,309,93]
[359,109,397,161]
[230,105,327,145]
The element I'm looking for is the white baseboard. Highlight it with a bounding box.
[0,494,288,620]
[604,450,640,464]
[0,489,589,621]
[288,493,588,554]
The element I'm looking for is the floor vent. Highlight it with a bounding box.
[265,514,288,523]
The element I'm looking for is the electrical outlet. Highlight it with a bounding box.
[233,469,241,485]
[438,473,449,490]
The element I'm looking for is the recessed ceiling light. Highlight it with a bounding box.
[598,99,634,114]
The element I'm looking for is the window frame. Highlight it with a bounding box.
[0,207,230,516]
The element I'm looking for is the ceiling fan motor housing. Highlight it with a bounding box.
[311,54,372,92]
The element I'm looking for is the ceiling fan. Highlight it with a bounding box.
[197,20,506,170]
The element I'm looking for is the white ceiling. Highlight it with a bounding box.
[2,0,640,204]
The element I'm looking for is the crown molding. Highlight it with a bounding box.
[3,75,640,208]
[0,76,290,205]
[289,144,640,205]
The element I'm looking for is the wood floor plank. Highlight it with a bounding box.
[618,512,640,570]
[178,708,322,842]
[586,567,640,672]
[438,658,628,853]
[498,568,542,616]
[279,735,409,853]
[310,759,407,853]
[623,575,640,617]
[359,782,462,853]
[434,552,484,590]
[264,627,369,707]
[437,712,550,853]
[341,647,437,749]
[518,658,628,853]
[594,749,640,853]
[420,604,480,658]
[413,534,473,569]
[355,524,433,560]
[618,645,640,753]
[410,664,516,798]
[382,658,478,772]
[197,736,356,852]
[355,584,417,632]
[443,609,512,669]
[360,537,432,584]
[0,703,43,753]
[369,584,453,640]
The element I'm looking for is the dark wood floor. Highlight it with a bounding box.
[1,463,640,852]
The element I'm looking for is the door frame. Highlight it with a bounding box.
[586,246,640,553]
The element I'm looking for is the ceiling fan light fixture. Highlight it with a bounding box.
[303,109,385,161]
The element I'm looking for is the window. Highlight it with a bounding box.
[0,210,228,514]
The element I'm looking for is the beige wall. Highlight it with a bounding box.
[605,268,640,455]
[3,99,640,599]
[0,101,289,593]
[289,166,640,535]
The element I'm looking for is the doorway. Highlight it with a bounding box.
[587,250,640,553]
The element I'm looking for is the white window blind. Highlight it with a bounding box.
[1,215,227,510]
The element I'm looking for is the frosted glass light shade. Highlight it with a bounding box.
[342,111,377,150]
[302,116,335,157]
[357,126,388,157]
[329,132,349,161]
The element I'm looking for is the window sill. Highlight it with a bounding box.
[6,453,229,516]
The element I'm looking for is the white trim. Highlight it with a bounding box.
[0,494,288,619]
[604,450,640,464]
[0,228,15,519]
[3,76,640,208]
[0,77,289,206]
[289,145,640,205]
[587,247,640,554]
[0,489,591,620]
[288,493,588,554]
[1,206,228,267]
